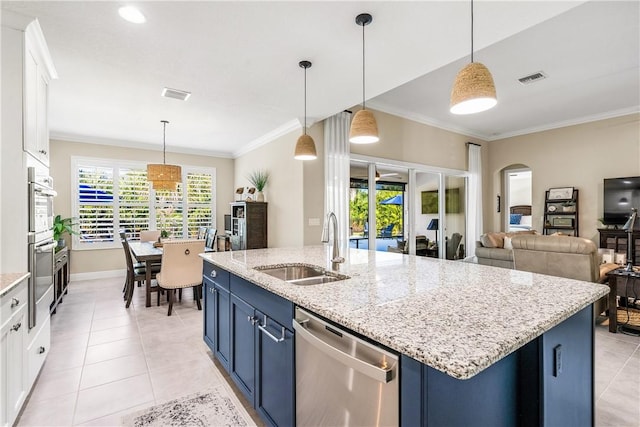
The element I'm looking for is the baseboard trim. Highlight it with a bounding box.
[70,269,125,282]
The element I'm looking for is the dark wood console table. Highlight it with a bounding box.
[598,228,640,265]
[605,268,640,333]
[50,246,70,314]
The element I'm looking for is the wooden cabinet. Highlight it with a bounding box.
[202,264,294,427]
[0,279,28,427]
[230,202,267,250]
[543,189,579,236]
[598,228,640,265]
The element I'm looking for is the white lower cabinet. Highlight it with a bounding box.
[1,302,28,427]
[26,316,50,388]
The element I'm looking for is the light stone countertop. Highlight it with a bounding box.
[200,246,609,380]
[0,272,30,297]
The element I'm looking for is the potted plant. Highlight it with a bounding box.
[561,200,576,212]
[248,169,270,202]
[52,215,78,248]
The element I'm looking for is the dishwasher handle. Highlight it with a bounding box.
[292,318,394,384]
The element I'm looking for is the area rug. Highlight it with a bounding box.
[121,383,256,427]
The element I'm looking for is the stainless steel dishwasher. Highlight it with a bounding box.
[293,307,399,427]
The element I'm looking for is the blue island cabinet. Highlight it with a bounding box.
[400,306,594,427]
[202,263,295,427]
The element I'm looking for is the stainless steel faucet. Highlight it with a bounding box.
[321,212,344,269]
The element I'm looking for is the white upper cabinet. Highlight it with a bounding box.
[2,11,57,167]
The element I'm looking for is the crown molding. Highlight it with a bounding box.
[488,106,640,141]
[232,119,301,158]
[50,131,234,158]
[366,100,490,141]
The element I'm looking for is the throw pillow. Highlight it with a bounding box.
[503,236,513,250]
[509,213,523,225]
[483,232,505,248]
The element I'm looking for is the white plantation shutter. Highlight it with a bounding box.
[72,158,216,249]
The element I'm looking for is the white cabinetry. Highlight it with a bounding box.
[0,280,29,427]
[1,11,57,168]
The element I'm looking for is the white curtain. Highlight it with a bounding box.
[324,112,351,257]
[466,143,483,258]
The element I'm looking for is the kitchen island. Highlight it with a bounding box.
[200,246,609,427]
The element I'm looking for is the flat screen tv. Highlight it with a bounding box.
[603,176,640,226]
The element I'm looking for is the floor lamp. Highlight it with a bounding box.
[622,208,638,272]
[427,219,439,249]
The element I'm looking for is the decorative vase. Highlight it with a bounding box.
[256,191,265,202]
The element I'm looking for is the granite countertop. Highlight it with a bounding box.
[200,246,609,380]
[0,272,30,297]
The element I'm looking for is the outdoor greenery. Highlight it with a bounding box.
[349,189,403,236]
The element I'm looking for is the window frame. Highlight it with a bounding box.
[71,156,216,250]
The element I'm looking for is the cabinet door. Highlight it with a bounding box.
[213,282,230,370]
[256,312,294,427]
[230,294,256,405]
[0,307,28,426]
[23,47,38,158]
[203,278,216,351]
[36,71,50,166]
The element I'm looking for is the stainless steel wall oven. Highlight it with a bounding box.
[27,166,56,329]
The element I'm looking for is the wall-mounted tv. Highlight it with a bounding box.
[421,188,462,214]
[603,176,640,226]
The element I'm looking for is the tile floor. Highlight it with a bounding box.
[15,275,640,426]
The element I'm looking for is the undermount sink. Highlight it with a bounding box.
[254,263,349,286]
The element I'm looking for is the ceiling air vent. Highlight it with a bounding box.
[161,87,191,101]
[517,71,547,85]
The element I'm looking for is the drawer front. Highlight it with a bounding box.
[27,316,50,388]
[231,275,293,329]
[1,280,28,325]
[203,262,230,291]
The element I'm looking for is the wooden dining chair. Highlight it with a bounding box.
[156,239,205,316]
[140,229,161,242]
[120,232,161,308]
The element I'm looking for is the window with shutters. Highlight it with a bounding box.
[71,157,216,250]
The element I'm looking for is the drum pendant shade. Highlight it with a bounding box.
[148,120,181,190]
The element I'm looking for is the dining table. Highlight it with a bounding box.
[128,241,213,307]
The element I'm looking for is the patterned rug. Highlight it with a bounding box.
[121,384,256,427]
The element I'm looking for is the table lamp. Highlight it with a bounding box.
[427,219,439,249]
[622,208,638,272]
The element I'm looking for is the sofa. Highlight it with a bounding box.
[511,234,618,315]
[475,230,536,268]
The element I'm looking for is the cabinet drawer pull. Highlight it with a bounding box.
[248,315,258,325]
[38,346,46,354]
[258,316,286,343]
[11,297,20,308]
[11,322,21,332]
[210,270,217,278]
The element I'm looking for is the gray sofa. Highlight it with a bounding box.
[475,241,514,268]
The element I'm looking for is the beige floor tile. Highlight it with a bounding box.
[85,337,144,365]
[90,314,135,332]
[149,358,222,402]
[88,324,139,346]
[28,366,83,403]
[80,354,148,390]
[44,346,87,370]
[74,374,153,425]
[17,391,77,426]
[74,402,151,426]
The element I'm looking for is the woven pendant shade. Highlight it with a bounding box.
[294,134,317,160]
[349,109,379,144]
[147,164,181,191]
[450,62,497,115]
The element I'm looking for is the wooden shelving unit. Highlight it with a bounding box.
[543,189,579,236]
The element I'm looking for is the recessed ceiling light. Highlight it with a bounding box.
[161,87,191,101]
[118,6,146,24]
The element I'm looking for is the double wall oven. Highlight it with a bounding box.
[27,166,57,330]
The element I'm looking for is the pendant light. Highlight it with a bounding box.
[450,0,497,115]
[349,13,379,144]
[294,60,317,160]
[147,120,181,191]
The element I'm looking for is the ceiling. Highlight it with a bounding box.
[2,1,638,158]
